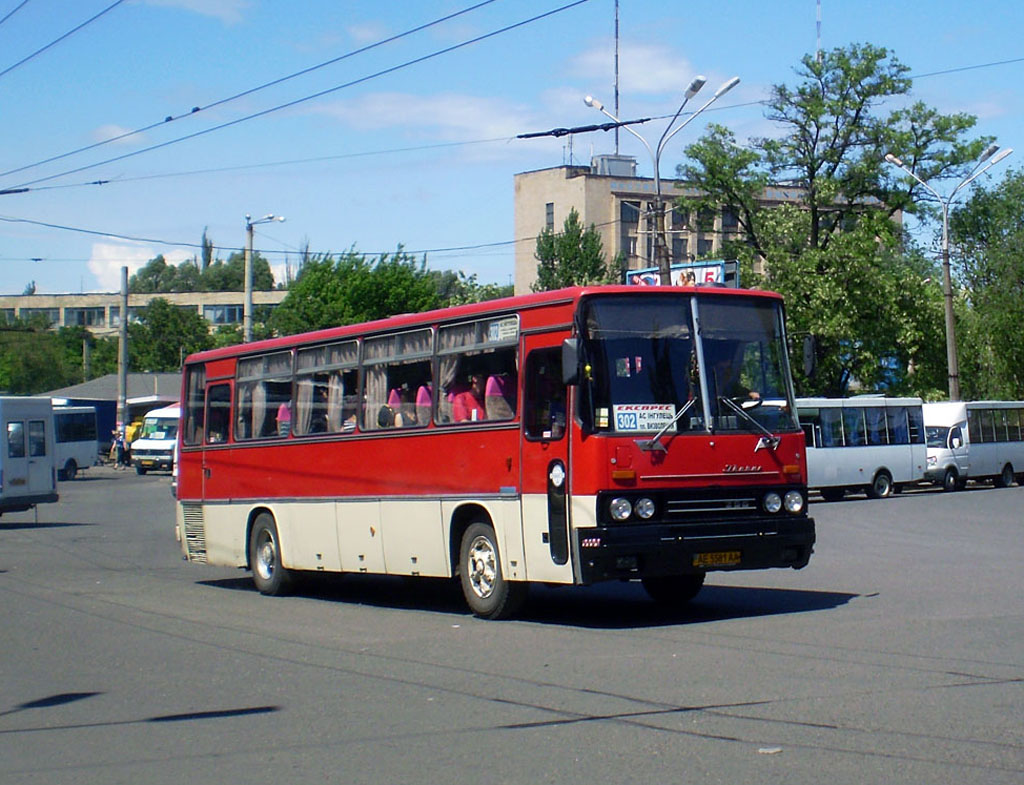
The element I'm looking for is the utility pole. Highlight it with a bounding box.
[117,266,128,435]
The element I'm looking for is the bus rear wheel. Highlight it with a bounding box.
[996,463,1015,488]
[867,470,893,499]
[249,512,292,596]
[60,459,77,481]
[458,522,526,620]
[642,573,705,606]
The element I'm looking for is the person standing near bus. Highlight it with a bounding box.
[453,374,487,422]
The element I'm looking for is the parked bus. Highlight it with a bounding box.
[923,401,1024,491]
[53,405,98,480]
[796,397,926,501]
[131,404,179,475]
[175,286,815,618]
[0,396,58,514]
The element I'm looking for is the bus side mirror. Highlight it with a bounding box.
[951,436,962,449]
[562,339,579,385]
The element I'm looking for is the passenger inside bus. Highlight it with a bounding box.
[453,374,487,422]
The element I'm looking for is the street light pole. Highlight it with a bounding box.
[885,146,1012,400]
[585,75,739,285]
[243,213,285,343]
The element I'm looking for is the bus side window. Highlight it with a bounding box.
[206,384,231,444]
[524,348,565,440]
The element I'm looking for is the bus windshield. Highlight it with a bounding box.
[140,417,178,441]
[926,426,950,448]
[578,294,798,435]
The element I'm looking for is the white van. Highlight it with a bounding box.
[923,401,1024,490]
[0,396,58,514]
[131,404,180,475]
[53,405,98,480]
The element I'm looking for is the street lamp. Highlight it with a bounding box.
[244,213,285,343]
[885,146,1012,400]
[585,75,740,284]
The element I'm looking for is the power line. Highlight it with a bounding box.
[0,0,500,181]
[6,0,592,191]
[0,0,32,29]
[0,0,126,81]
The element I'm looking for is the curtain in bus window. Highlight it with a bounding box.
[295,377,314,435]
[819,408,843,447]
[865,407,887,445]
[235,383,251,439]
[843,408,866,446]
[887,407,910,444]
[437,329,463,423]
[327,372,345,432]
[365,366,388,429]
[253,382,267,437]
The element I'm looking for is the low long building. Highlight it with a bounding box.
[0,290,287,336]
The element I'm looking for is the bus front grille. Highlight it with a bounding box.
[182,503,207,563]
[664,495,760,519]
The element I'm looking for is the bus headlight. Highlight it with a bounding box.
[609,497,632,521]
[634,497,656,519]
[763,492,783,514]
[784,490,805,514]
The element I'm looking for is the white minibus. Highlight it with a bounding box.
[131,404,180,475]
[0,396,58,514]
[53,405,98,480]
[923,401,1024,491]
[797,397,926,501]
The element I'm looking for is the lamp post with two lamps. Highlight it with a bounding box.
[884,145,1012,400]
[243,213,285,343]
[585,75,740,285]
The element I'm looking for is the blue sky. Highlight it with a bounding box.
[1,0,1022,294]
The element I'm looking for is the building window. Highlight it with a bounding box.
[672,236,688,261]
[0,308,14,323]
[203,304,244,325]
[722,206,739,231]
[697,237,714,257]
[20,307,59,326]
[64,307,106,327]
[545,202,554,231]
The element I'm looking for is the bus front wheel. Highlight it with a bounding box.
[458,522,526,620]
[642,573,706,606]
[249,512,293,596]
[867,470,893,499]
[942,468,959,492]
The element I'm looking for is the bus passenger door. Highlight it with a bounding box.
[520,340,574,584]
[201,383,233,499]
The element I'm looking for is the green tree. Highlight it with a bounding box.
[532,208,618,291]
[432,269,513,306]
[677,43,985,396]
[199,251,274,291]
[949,168,1024,399]
[270,249,441,335]
[129,298,213,371]
[0,325,73,393]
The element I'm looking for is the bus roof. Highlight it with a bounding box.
[184,284,785,366]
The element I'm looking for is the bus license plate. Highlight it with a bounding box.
[693,551,741,568]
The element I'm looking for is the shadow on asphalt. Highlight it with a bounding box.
[0,521,93,530]
[200,573,857,629]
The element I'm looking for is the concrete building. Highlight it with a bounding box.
[514,154,808,294]
[0,290,287,336]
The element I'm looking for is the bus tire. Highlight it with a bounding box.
[135,466,147,475]
[867,470,893,499]
[249,512,293,596]
[996,463,1015,488]
[942,468,959,492]
[642,573,705,606]
[64,460,77,481]
[458,522,526,620]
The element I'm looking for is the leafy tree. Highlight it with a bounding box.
[129,250,274,293]
[677,43,986,396]
[201,227,214,271]
[532,208,618,291]
[0,325,73,393]
[271,249,441,335]
[949,168,1024,398]
[200,251,274,292]
[432,270,513,306]
[129,298,213,371]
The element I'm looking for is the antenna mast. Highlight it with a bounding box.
[614,0,620,154]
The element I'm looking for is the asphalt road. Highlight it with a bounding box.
[1,466,1022,785]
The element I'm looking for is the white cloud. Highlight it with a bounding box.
[347,21,388,45]
[571,41,700,96]
[91,124,145,146]
[88,243,191,291]
[138,0,248,25]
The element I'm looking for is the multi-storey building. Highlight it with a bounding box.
[0,290,287,336]
[514,154,807,294]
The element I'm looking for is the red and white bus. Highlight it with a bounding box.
[175,285,815,618]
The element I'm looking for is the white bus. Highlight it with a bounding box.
[797,397,926,501]
[0,396,58,514]
[923,401,1024,491]
[53,405,98,480]
[131,404,179,475]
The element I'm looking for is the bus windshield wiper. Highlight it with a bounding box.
[636,398,697,453]
[718,396,780,451]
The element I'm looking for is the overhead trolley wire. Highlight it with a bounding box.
[0,0,500,181]
[0,0,126,81]
[5,0,592,191]
[0,0,32,30]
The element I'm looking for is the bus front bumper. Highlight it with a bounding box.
[576,516,815,584]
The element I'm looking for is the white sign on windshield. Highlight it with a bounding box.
[613,404,677,432]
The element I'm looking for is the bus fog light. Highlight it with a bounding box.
[784,490,805,514]
[635,497,656,519]
[609,497,632,521]
[763,492,782,514]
